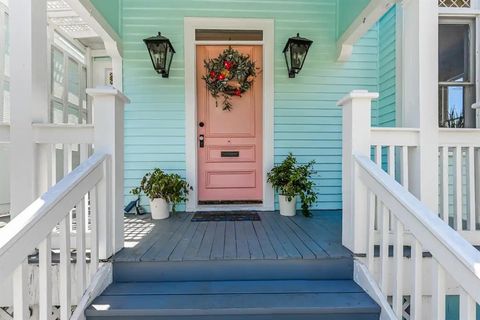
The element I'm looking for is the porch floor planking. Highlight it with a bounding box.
[114,211,351,262]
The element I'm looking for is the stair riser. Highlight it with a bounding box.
[113,259,353,282]
[87,313,379,320]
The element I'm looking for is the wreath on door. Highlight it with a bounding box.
[202,47,257,111]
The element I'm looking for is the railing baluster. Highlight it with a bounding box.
[76,196,86,298]
[13,262,29,320]
[366,190,375,271]
[380,202,389,293]
[432,261,445,320]
[388,145,395,177]
[460,289,476,320]
[90,186,99,280]
[468,147,476,231]
[375,145,382,167]
[393,217,404,318]
[59,216,72,320]
[39,235,52,320]
[410,240,422,320]
[441,146,449,224]
[455,146,463,230]
[401,146,409,188]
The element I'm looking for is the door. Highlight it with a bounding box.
[197,45,263,203]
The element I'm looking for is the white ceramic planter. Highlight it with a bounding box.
[149,198,170,220]
[279,195,297,217]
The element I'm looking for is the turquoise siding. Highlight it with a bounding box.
[121,0,380,211]
[336,0,371,39]
[91,0,122,36]
[445,296,480,320]
[378,6,396,127]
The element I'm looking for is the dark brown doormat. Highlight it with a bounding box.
[191,211,261,222]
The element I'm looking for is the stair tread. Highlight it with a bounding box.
[87,280,379,316]
[102,280,364,296]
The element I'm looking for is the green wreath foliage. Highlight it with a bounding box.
[202,47,257,111]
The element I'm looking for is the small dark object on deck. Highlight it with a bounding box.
[191,211,261,222]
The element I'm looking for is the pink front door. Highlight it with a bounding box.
[197,45,263,203]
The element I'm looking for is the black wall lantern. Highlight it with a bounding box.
[143,32,175,78]
[282,33,313,78]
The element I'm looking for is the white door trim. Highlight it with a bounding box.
[184,17,275,212]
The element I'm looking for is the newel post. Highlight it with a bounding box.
[87,87,130,259]
[337,90,379,254]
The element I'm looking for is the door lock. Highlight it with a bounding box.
[199,135,205,148]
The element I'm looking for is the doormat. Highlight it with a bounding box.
[191,211,261,222]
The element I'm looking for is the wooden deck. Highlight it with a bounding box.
[114,211,350,262]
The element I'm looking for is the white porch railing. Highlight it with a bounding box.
[339,90,480,319]
[0,87,128,319]
[0,152,109,320]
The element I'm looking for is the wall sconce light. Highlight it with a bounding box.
[143,32,175,78]
[282,33,313,78]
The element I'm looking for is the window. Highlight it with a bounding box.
[49,32,88,124]
[438,19,476,128]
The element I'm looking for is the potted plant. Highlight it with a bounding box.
[131,168,192,220]
[267,153,317,217]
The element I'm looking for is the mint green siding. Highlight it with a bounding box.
[337,0,371,39]
[121,0,380,211]
[378,5,396,127]
[91,0,122,36]
[445,296,480,320]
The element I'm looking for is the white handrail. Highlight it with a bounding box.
[0,152,106,280]
[355,154,480,305]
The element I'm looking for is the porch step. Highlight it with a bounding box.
[112,259,354,282]
[85,279,380,320]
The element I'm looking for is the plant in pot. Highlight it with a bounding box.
[131,169,192,220]
[267,153,317,217]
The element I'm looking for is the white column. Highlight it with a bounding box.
[337,90,379,254]
[401,0,439,211]
[87,87,129,258]
[472,103,480,128]
[9,0,49,217]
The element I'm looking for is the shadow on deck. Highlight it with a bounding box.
[114,210,350,262]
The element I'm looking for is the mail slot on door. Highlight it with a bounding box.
[221,151,240,158]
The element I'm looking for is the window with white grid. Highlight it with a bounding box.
[439,0,471,7]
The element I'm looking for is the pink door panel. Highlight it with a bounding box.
[197,45,263,202]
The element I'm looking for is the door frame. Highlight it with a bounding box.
[184,17,275,212]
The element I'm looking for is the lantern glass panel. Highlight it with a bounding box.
[290,43,308,70]
[147,42,167,72]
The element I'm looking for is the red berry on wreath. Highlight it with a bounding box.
[209,71,216,79]
[234,88,241,96]
[217,74,225,81]
[224,61,232,70]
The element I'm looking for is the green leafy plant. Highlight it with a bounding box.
[131,169,192,212]
[267,153,317,217]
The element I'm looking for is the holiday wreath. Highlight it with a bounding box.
[202,47,257,111]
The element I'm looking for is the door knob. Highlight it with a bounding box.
[199,121,205,127]
[199,135,205,148]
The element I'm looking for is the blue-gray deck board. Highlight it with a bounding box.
[114,211,350,262]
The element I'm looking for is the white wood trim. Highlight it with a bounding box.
[184,17,275,212]
[353,260,397,320]
[0,8,6,122]
[32,124,94,144]
[337,0,396,61]
[0,123,9,143]
[70,263,113,320]
[370,128,420,146]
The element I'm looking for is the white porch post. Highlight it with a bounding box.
[87,87,129,258]
[401,0,439,211]
[338,90,379,254]
[9,0,49,217]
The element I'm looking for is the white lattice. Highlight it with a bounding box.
[439,0,471,7]
[46,0,70,11]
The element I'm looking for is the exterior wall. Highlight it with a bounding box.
[377,5,397,127]
[120,0,380,211]
[90,0,122,36]
[336,0,371,39]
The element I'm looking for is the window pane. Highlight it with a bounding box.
[439,86,465,127]
[3,80,9,123]
[52,48,65,99]
[68,58,79,105]
[439,24,471,82]
[67,104,80,124]
[51,100,64,124]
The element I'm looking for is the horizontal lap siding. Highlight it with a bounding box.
[122,0,380,210]
[378,6,396,127]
